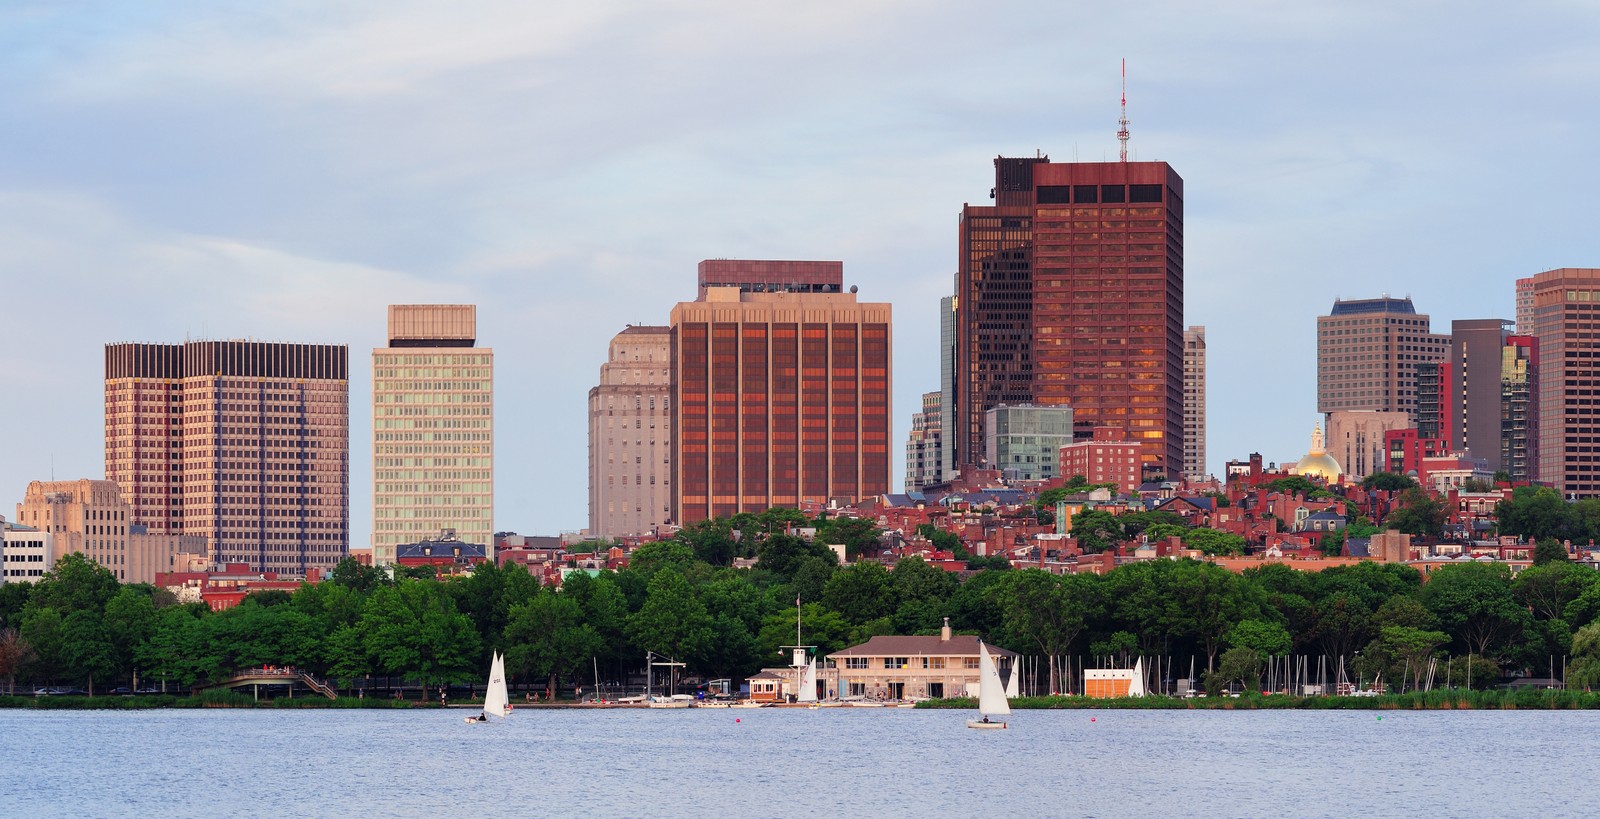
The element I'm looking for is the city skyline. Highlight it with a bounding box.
[3,3,1598,542]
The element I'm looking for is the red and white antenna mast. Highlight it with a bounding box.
[1117,58,1131,162]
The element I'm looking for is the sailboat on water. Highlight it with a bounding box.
[966,641,1010,730]
[466,651,511,725]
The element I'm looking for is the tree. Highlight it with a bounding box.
[1567,621,1600,689]
[1226,619,1291,656]
[1384,488,1447,538]
[1214,647,1265,693]
[673,519,738,566]
[1355,626,1448,692]
[1420,563,1528,658]
[1496,486,1584,543]
[1168,561,1262,671]
[1069,510,1124,554]
[1514,561,1595,622]
[993,570,1096,693]
[1362,472,1419,492]
[503,590,603,699]
[755,533,835,582]
[1312,593,1373,661]
[0,628,33,695]
[822,562,896,625]
[627,540,699,579]
[28,553,120,614]
[814,517,881,560]
[60,610,117,695]
[1184,527,1246,557]
[627,569,712,667]
[330,557,388,593]
[104,587,159,688]
[1533,538,1572,566]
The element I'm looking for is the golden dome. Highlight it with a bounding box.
[1291,423,1343,480]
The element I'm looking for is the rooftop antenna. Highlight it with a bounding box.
[1117,58,1131,163]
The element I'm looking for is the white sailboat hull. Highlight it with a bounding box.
[966,719,1008,729]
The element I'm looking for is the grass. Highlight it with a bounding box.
[914,689,1600,710]
[0,691,438,710]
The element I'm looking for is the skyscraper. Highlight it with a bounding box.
[1525,268,1600,495]
[588,325,672,538]
[105,340,349,573]
[1501,334,1538,483]
[372,305,494,564]
[905,391,942,492]
[1444,318,1511,472]
[1183,326,1207,480]
[670,261,891,524]
[1316,297,1449,420]
[956,157,1184,478]
[937,295,957,485]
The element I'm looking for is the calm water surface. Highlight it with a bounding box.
[3,707,1594,817]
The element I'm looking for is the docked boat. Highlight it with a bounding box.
[965,642,1010,730]
[648,695,694,709]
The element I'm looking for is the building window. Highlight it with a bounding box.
[844,657,869,669]
[884,657,909,670]
[964,657,981,670]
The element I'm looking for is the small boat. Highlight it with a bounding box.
[966,641,1010,730]
[466,651,511,725]
[648,695,693,708]
[798,659,818,705]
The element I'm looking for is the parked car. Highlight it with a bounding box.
[33,688,54,696]
[135,687,160,695]
[109,687,133,695]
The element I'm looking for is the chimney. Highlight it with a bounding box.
[941,617,952,642]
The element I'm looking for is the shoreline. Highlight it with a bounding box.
[6,689,1599,711]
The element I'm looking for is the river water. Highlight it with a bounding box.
[4,707,1594,817]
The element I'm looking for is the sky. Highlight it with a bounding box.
[2,1,1598,544]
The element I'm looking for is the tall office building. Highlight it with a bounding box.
[1501,335,1538,483]
[1415,361,1446,441]
[956,157,1184,478]
[1525,268,1600,495]
[105,340,348,573]
[671,261,891,524]
[1326,411,1411,481]
[905,392,943,492]
[1183,326,1207,480]
[373,305,494,564]
[1444,319,1511,471]
[588,325,672,538]
[1316,297,1450,420]
[937,295,957,485]
[1515,277,1535,334]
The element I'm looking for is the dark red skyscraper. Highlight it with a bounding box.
[956,157,1184,477]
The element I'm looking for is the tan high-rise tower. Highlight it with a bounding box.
[588,326,672,538]
[105,340,349,573]
[373,305,494,564]
[1316,297,1449,420]
[1183,326,1207,480]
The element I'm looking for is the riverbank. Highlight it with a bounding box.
[0,692,438,709]
[916,689,1600,710]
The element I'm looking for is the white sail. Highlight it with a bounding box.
[484,651,510,718]
[1005,660,1020,699]
[1127,657,1147,698]
[977,642,1010,717]
[798,659,818,703]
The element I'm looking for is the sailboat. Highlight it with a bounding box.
[966,641,1010,730]
[799,657,818,706]
[466,651,511,724]
[1006,658,1021,699]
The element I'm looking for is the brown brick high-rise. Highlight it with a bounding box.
[105,340,349,573]
[957,157,1184,477]
[671,271,890,524]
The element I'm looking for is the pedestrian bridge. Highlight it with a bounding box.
[205,667,338,700]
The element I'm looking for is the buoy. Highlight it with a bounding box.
[735,718,741,723]
[1090,717,1096,722]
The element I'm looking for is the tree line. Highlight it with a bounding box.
[3,509,1599,697]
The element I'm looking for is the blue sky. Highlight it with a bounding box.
[3,1,1597,543]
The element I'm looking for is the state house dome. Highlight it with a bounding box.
[1291,423,1343,481]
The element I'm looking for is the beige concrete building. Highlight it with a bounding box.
[588,326,672,538]
[13,479,204,583]
[1326,411,1412,481]
[1317,297,1449,420]
[1525,268,1600,495]
[825,626,1015,701]
[373,305,494,564]
[105,340,349,574]
[1183,326,1207,480]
